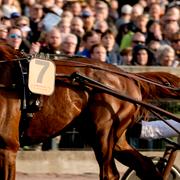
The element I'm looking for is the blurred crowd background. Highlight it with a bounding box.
[0,0,179,67]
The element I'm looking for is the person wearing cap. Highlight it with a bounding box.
[115,4,132,29]
[10,12,21,26]
[81,9,95,32]
[1,0,21,19]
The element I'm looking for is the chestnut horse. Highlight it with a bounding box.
[0,45,179,180]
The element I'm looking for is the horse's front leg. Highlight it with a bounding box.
[0,97,21,180]
[88,105,119,180]
[0,149,17,180]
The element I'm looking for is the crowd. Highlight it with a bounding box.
[0,0,179,67]
[0,0,179,150]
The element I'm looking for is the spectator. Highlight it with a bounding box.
[1,0,21,18]
[120,47,133,65]
[55,0,64,9]
[81,9,95,32]
[115,4,132,29]
[109,0,119,22]
[119,28,134,51]
[148,3,163,21]
[6,26,22,50]
[61,33,78,56]
[146,20,163,44]
[162,22,179,45]
[93,19,109,34]
[131,44,156,66]
[156,44,178,67]
[131,3,144,22]
[10,12,21,27]
[101,29,123,65]
[16,15,32,52]
[30,27,61,55]
[58,17,71,40]
[0,24,8,43]
[119,21,146,51]
[38,0,54,8]
[171,31,180,60]
[70,16,84,38]
[164,5,180,23]
[131,32,146,48]
[61,10,73,21]
[94,1,109,21]
[29,4,44,42]
[147,39,161,56]
[94,1,117,35]
[134,14,149,35]
[77,30,100,58]
[68,1,82,17]
[21,0,36,17]
[0,16,12,28]
[90,43,107,62]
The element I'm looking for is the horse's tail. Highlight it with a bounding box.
[134,72,180,121]
[136,72,180,100]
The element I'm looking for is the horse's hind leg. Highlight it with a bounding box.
[114,132,163,180]
[0,149,16,180]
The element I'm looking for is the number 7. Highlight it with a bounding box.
[35,59,50,83]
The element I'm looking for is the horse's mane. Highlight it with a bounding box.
[134,72,180,121]
[136,71,180,100]
[0,44,24,61]
[0,44,26,86]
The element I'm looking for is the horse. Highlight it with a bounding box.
[0,45,179,180]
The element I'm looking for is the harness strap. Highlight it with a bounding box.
[18,60,27,110]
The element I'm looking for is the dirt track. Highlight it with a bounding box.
[16,172,98,180]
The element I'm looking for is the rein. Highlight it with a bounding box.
[54,59,180,91]
[0,55,179,91]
